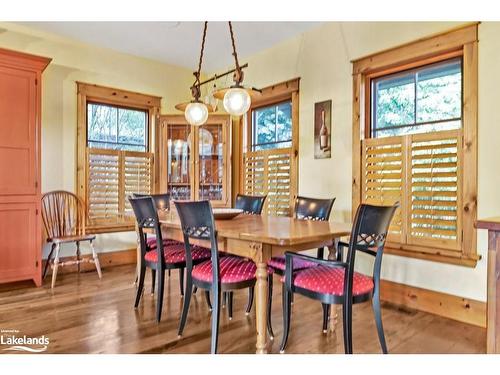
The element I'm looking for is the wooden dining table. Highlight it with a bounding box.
[158,211,352,354]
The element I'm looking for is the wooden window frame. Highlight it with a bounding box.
[351,23,478,267]
[237,77,300,216]
[76,82,161,234]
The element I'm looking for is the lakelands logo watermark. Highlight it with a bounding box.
[1,329,49,353]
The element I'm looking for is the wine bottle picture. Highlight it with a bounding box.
[319,109,328,150]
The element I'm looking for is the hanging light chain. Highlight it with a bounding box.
[191,21,208,101]
[228,21,244,85]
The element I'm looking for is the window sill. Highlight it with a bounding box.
[384,246,480,268]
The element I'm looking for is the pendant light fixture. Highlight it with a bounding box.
[213,22,261,116]
[176,22,260,123]
[175,22,212,126]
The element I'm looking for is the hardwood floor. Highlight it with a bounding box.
[0,264,486,354]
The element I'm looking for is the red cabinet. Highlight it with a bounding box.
[0,48,50,287]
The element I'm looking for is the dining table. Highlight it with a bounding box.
[157,210,352,354]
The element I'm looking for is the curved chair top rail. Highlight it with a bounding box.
[294,196,336,221]
[41,190,85,240]
[235,194,267,215]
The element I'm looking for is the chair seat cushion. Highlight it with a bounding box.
[267,255,318,272]
[286,266,374,296]
[192,256,260,284]
[146,237,181,249]
[144,242,211,265]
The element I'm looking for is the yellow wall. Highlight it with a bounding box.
[0,22,194,258]
[240,22,500,302]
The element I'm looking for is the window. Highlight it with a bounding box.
[87,102,148,151]
[241,78,299,217]
[251,101,292,151]
[352,24,478,267]
[77,82,160,233]
[372,58,462,138]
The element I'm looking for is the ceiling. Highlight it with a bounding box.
[20,22,320,72]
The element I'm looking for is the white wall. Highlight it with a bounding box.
[239,22,500,301]
[0,22,194,258]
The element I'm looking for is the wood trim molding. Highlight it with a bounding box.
[380,279,486,328]
[76,82,161,109]
[42,248,136,275]
[251,77,300,108]
[352,23,479,75]
[0,47,51,72]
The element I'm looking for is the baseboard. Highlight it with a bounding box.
[380,279,486,328]
[43,248,136,275]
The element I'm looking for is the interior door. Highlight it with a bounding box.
[0,66,37,196]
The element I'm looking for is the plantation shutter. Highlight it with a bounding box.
[361,129,462,252]
[86,148,153,229]
[244,148,293,216]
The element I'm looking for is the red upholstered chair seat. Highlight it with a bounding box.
[144,242,211,264]
[284,266,374,296]
[192,256,265,284]
[146,237,181,249]
[267,255,318,272]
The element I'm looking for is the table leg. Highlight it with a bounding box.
[255,261,268,354]
[328,238,341,261]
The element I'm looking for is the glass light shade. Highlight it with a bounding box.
[223,87,251,116]
[185,102,209,126]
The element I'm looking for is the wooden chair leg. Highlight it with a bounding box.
[205,290,212,311]
[134,264,146,308]
[373,292,388,353]
[43,243,55,280]
[156,269,165,322]
[266,274,274,338]
[322,303,329,333]
[151,269,156,295]
[76,241,81,273]
[90,240,102,279]
[342,299,353,354]
[245,286,254,315]
[178,274,193,337]
[179,268,185,297]
[279,284,292,353]
[50,243,60,289]
[193,286,198,294]
[211,285,221,354]
[228,291,233,320]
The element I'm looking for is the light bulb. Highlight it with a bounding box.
[185,102,208,126]
[223,87,251,116]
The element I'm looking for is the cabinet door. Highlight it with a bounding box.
[158,115,194,200]
[195,118,230,206]
[0,202,39,283]
[0,66,37,196]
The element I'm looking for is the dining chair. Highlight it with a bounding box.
[129,196,211,322]
[279,202,399,354]
[132,193,185,295]
[234,193,267,215]
[175,200,266,354]
[265,196,336,337]
[41,191,102,288]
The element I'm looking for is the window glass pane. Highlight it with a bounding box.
[87,103,147,151]
[88,103,118,144]
[416,59,462,123]
[118,108,147,146]
[276,102,292,142]
[375,120,461,138]
[252,100,292,150]
[372,57,463,138]
[255,106,276,145]
[374,72,415,129]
